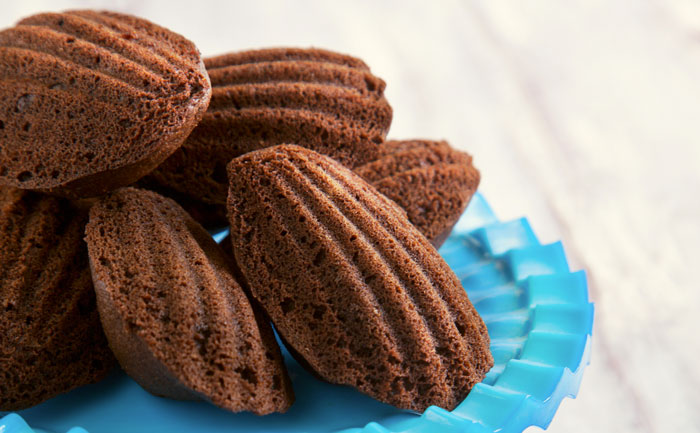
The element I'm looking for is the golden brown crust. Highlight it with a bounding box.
[226,145,492,412]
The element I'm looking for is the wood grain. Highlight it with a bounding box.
[3,1,699,431]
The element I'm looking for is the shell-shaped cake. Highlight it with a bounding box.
[0,188,115,410]
[226,145,493,412]
[85,188,293,415]
[0,10,211,198]
[355,139,480,248]
[145,47,392,207]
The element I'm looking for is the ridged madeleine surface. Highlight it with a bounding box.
[355,139,480,248]
[0,188,115,410]
[0,10,211,198]
[85,188,293,415]
[146,47,392,207]
[226,145,492,412]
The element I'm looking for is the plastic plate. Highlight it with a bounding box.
[1,192,593,433]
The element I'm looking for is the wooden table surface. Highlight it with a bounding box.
[3,1,699,432]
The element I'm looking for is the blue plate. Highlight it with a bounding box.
[1,193,593,433]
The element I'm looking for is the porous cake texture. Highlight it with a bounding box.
[145,47,392,207]
[86,188,293,415]
[226,145,493,412]
[0,187,115,410]
[0,10,211,198]
[355,139,480,248]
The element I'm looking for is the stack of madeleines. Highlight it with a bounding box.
[0,10,492,415]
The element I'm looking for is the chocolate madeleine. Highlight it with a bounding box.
[355,139,480,248]
[145,47,392,207]
[0,188,115,410]
[135,177,229,229]
[226,145,492,412]
[0,10,211,198]
[85,188,293,415]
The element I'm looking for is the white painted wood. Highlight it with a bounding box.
[3,1,698,431]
